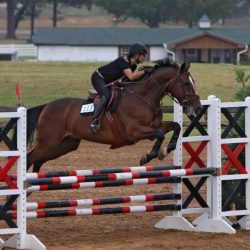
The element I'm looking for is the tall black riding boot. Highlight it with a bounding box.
[90,96,107,132]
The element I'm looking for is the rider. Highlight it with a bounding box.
[90,42,152,132]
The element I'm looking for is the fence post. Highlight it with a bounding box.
[195,95,235,233]
[0,107,46,250]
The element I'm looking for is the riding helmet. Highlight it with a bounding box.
[128,43,148,57]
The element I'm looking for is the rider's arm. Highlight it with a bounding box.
[123,68,145,81]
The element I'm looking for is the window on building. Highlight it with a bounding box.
[183,49,199,62]
[187,49,195,55]
[211,49,221,63]
[224,49,232,64]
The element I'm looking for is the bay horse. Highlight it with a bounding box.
[13,59,202,173]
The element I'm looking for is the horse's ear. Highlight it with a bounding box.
[180,63,185,73]
[180,62,190,73]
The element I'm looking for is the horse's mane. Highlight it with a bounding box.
[153,58,179,70]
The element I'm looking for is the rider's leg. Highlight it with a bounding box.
[90,73,111,131]
[90,95,108,129]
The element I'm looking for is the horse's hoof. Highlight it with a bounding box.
[139,155,148,166]
[158,147,167,160]
[167,143,176,153]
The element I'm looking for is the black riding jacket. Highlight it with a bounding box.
[97,55,136,83]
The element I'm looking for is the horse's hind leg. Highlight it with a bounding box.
[158,121,181,160]
[28,136,81,173]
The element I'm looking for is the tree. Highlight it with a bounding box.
[95,0,237,28]
[95,0,176,27]
[204,0,237,23]
[25,0,44,39]
[60,0,92,8]
[236,0,250,15]
[4,0,26,39]
[127,0,176,27]
[94,0,129,24]
[48,0,93,27]
[174,0,204,28]
[3,0,93,39]
[53,0,58,27]
[175,0,237,28]
[234,68,250,89]
[1,0,44,39]
[6,0,16,39]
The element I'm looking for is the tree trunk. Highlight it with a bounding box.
[30,3,36,39]
[14,4,26,31]
[6,0,16,39]
[188,19,193,28]
[147,18,160,28]
[53,0,57,27]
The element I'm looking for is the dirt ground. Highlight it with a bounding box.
[2,140,250,250]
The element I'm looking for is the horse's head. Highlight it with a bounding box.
[167,62,202,116]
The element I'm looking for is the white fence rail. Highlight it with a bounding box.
[0,44,37,58]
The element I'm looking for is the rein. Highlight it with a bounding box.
[123,74,164,117]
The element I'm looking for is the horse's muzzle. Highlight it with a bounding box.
[194,106,202,116]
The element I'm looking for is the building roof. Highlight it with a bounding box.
[199,14,210,22]
[33,27,250,46]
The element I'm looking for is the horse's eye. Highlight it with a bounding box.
[184,82,190,87]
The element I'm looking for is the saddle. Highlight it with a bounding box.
[87,84,122,113]
[82,84,123,148]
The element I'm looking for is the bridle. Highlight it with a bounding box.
[166,71,200,108]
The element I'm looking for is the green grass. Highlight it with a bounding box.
[0,61,99,106]
[190,63,250,102]
[0,61,250,107]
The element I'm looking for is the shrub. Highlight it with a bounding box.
[234,68,250,89]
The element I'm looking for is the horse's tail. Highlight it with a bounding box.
[12,104,47,148]
[26,104,47,145]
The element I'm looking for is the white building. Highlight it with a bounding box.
[33,25,250,64]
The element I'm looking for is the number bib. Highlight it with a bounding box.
[80,103,94,114]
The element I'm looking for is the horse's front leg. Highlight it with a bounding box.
[139,129,165,166]
[158,121,181,160]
